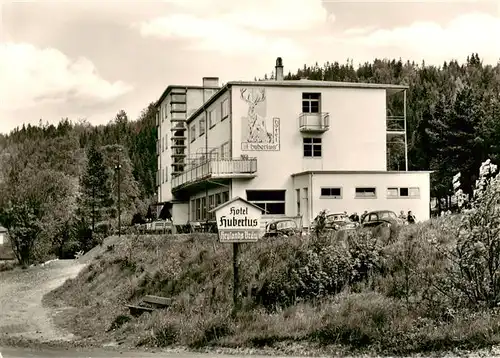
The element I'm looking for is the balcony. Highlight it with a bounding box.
[172,158,257,191]
[299,112,330,133]
[171,123,186,131]
[387,116,405,133]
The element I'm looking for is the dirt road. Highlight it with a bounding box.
[0,259,86,342]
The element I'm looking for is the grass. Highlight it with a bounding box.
[43,222,500,356]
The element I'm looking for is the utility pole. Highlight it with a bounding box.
[115,148,122,237]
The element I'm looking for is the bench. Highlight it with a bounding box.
[126,295,173,317]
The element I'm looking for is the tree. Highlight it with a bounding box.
[0,168,75,265]
[77,141,112,232]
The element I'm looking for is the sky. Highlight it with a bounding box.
[1,0,499,135]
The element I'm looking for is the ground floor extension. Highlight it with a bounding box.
[165,170,431,228]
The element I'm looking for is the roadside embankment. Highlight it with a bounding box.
[43,222,500,357]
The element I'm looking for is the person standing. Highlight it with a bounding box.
[407,210,416,224]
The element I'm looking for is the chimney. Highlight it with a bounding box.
[202,77,219,87]
[275,57,284,81]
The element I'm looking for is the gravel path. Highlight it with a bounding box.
[0,259,87,342]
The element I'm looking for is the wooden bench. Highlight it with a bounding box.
[126,295,173,317]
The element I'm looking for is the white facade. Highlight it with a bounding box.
[155,79,220,221]
[158,59,430,226]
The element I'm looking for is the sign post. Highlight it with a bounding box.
[210,197,264,312]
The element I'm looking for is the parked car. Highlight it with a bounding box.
[361,210,401,228]
[140,220,173,234]
[264,219,301,237]
[325,212,359,231]
[311,212,359,231]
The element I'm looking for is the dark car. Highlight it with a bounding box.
[361,210,401,228]
[325,213,359,231]
[264,219,300,237]
[312,212,359,231]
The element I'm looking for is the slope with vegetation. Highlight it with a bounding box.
[44,160,500,355]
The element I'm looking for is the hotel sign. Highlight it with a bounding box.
[212,197,263,243]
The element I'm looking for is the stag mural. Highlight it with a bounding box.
[240,88,273,143]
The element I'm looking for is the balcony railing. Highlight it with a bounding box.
[387,116,406,132]
[299,112,330,132]
[172,158,257,190]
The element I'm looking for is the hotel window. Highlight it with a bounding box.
[321,187,342,199]
[191,199,196,221]
[195,198,201,221]
[208,109,217,128]
[208,195,215,220]
[222,191,230,203]
[164,167,168,182]
[303,138,322,157]
[201,197,207,220]
[221,98,229,120]
[161,168,164,183]
[162,137,165,152]
[387,188,399,198]
[190,125,196,142]
[164,134,168,150]
[246,190,286,215]
[221,142,230,159]
[409,187,420,197]
[387,187,420,198]
[302,93,320,113]
[355,187,377,198]
[199,115,206,136]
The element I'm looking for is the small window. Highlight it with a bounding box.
[321,187,342,198]
[222,191,230,203]
[303,137,322,157]
[221,99,229,120]
[209,109,216,128]
[387,187,420,198]
[409,187,420,197]
[164,167,168,182]
[387,188,398,197]
[162,137,165,152]
[190,125,196,142]
[164,134,168,150]
[355,187,376,198]
[199,115,206,136]
[302,93,320,113]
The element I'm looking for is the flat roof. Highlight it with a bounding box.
[155,85,220,108]
[185,79,408,124]
[292,170,433,177]
[227,79,408,92]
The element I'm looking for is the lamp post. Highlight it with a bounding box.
[115,148,122,237]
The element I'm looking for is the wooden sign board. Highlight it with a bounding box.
[211,196,264,243]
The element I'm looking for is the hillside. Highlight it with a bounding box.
[44,217,500,356]
[0,106,158,265]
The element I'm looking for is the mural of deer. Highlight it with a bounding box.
[240,88,273,143]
